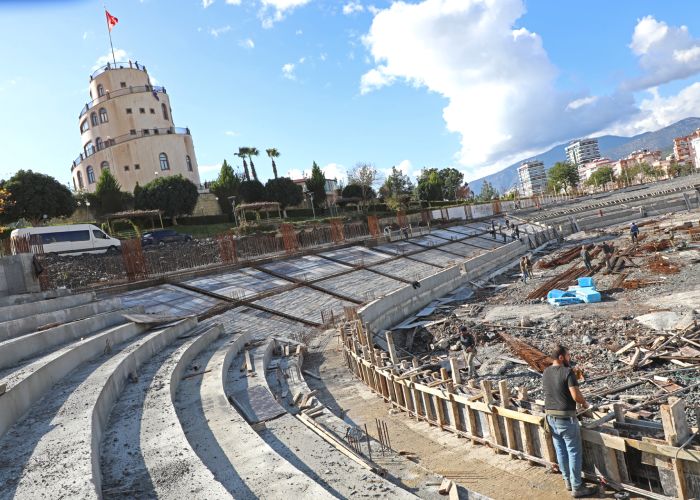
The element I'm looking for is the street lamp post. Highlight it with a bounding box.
[228,196,238,227]
[309,192,316,219]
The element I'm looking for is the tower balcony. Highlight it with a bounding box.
[79,85,167,119]
[71,126,191,170]
[90,60,147,80]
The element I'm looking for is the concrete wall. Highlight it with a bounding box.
[0,254,41,298]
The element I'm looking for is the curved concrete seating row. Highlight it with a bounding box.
[0,288,71,308]
[0,306,144,371]
[138,324,233,499]
[0,317,197,499]
[0,319,149,439]
[198,332,333,499]
[0,296,123,342]
[0,291,96,323]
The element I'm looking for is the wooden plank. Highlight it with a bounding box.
[385,331,399,364]
[498,380,518,456]
[449,356,461,385]
[581,428,627,452]
[661,398,690,499]
[480,380,505,454]
[516,388,536,464]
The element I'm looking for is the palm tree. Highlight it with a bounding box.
[247,147,260,181]
[266,148,280,179]
[237,147,250,181]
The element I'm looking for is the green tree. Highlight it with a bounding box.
[210,160,242,215]
[305,162,327,208]
[586,166,615,188]
[438,167,464,200]
[266,148,280,179]
[479,180,498,201]
[135,175,198,224]
[237,148,250,181]
[247,147,260,181]
[347,162,381,205]
[1,170,76,224]
[264,177,303,216]
[547,162,580,193]
[416,168,443,201]
[239,179,266,203]
[93,168,131,215]
[379,166,414,199]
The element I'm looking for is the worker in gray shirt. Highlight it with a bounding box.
[543,344,596,498]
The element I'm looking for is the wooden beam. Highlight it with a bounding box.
[499,380,518,457]
[661,397,690,499]
[480,380,505,454]
[385,331,399,365]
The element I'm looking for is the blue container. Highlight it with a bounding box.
[577,277,594,288]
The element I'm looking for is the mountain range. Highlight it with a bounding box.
[468,117,700,193]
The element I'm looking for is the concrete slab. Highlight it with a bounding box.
[314,269,405,302]
[253,287,354,324]
[409,235,450,247]
[259,255,352,281]
[406,249,464,268]
[374,241,426,255]
[202,306,306,340]
[118,284,222,315]
[184,268,292,299]
[428,229,467,241]
[369,258,442,282]
[439,242,484,258]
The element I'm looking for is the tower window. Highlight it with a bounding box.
[91,112,98,127]
[95,137,104,151]
[126,108,132,114]
[86,166,96,184]
[77,171,84,189]
[150,108,155,114]
[130,129,136,135]
[134,164,140,170]
[162,103,169,120]
[101,161,110,171]
[120,82,127,88]
[80,120,89,133]
[99,107,108,123]
[124,165,130,172]
[159,153,170,171]
[186,155,193,172]
[84,142,94,156]
[139,108,145,114]
[97,84,105,97]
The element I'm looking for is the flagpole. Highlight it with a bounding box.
[104,5,116,65]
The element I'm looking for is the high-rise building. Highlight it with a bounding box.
[70,60,200,193]
[517,160,547,197]
[673,129,700,165]
[565,138,601,166]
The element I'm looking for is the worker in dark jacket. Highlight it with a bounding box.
[543,345,596,498]
[630,222,639,243]
[580,245,592,272]
[459,326,477,378]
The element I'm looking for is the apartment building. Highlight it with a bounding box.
[517,160,547,197]
[565,138,601,166]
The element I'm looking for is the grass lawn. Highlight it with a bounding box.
[169,223,235,239]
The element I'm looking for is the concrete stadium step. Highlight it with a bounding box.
[194,333,333,499]
[0,289,71,308]
[0,316,148,439]
[254,340,418,499]
[0,291,96,323]
[0,296,123,342]
[0,317,197,499]
[0,306,144,371]
[100,324,231,499]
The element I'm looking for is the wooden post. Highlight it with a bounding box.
[661,397,690,499]
[480,380,505,453]
[498,380,518,456]
[385,331,399,365]
[516,387,537,464]
[449,356,461,385]
[410,375,422,420]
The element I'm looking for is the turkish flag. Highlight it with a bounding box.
[105,10,118,32]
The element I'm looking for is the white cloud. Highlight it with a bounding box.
[322,163,346,183]
[209,25,232,37]
[282,63,296,80]
[225,0,242,4]
[360,0,636,180]
[202,0,215,8]
[224,130,240,137]
[198,163,223,177]
[319,52,327,61]
[92,49,130,71]
[566,96,599,111]
[259,0,311,28]
[82,31,89,40]
[367,5,380,15]
[343,2,364,15]
[287,168,305,179]
[296,29,304,35]
[239,38,255,49]
[625,15,700,90]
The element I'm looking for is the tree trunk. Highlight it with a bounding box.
[172,215,178,225]
[243,159,250,181]
[249,158,258,181]
[272,160,278,179]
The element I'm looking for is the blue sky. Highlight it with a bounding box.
[3,0,700,189]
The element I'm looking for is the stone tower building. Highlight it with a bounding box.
[71,60,200,193]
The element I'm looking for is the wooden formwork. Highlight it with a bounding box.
[215,233,238,264]
[280,223,299,253]
[367,215,380,237]
[121,239,148,281]
[330,218,345,243]
[340,320,700,499]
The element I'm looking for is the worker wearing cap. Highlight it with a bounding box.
[459,326,477,378]
[630,222,639,244]
[543,344,595,498]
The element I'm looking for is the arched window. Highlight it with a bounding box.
[80,120,89,133]
[77,171,84,190]
[186,155,193,172]
[95,137,104,151]
[87,166,96,184]
[99,108,108,123]
[97,84,105,97]
[162,103,169,120]
[84,142,94,156]
[91,112,98,127]
[101,161,110,171]
[159,153,170,170]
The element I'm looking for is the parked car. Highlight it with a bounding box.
[11,224,121,255]
[141,229,192,246]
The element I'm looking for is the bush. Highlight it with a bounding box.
[178,214,232,225]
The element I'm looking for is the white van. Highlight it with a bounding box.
[11,224,121,256]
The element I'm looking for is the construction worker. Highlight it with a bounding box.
[459,326,477,378]
[600,242,613,271]
[519,256,529,283]
[525,255,533,277]
[630,222,639,244]
[514,225,521,239]
[580,245,592,272]
[543,345,595,498]
[490,226,496,239]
